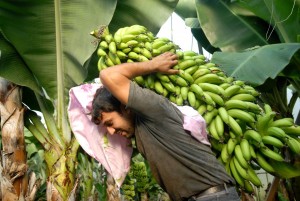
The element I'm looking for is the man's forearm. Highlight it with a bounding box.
[99,52,178,104]
[100,60,155,82]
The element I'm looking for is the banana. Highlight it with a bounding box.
[97,48,107,57]
[108,41,117,54]
[205,62,216,68]
[126,40,139,47]
[116,50,127,60]
[203,108,218,125]
[174,86,181,96]
[228,115,243,136]
[234,144,249,169]
[244,180,254,193]
[262,135,285,149]
[108,51,121,65]
[187,91,196,108]
[256,111,276,134]
[189,84,204,98]
[194,73,224,85]
[169,93,177,104]
[194,99,201,109]
[198,83,225,96]
[122,47,132,54]
[176,50,184,59]
[240,138,251,161]
[204,91,224,106]
[154,80,164,95]
[218,107,229,124]
[175,94,184,106]
[208,118,221,141]
[233,80,245,86]
[249,144,257,158]
[227,109,256,124]
[281,125,300,137]
[224,84,241,98]
[202,91,216,106]
[192,68,211,80]
[220,83,231,90]
[155,73,170,82]
[120,34,137,43]
[158,43,176,53]
[161,81,176,93]
[137,55,149,62]
[227,138,238,155]
[104,33,114,44]
[169,75,189,87]
[117,42,129,49]
[210,138,223,152]
[256,152,275,173]
[152,39,167,49]
[269,118,294,128]
[224,99,248,110]
[99,40,109,49]
[104,55,115,67]
[266,126,287,140]
[285,136,300,154]
[128,51,139,60]
[97,56,107,71]
[132,46,141,53]
[163,88,169,97]
[123,25,147,35]
[184,65,199,75]
[244,129,263,145]
[245,102,263,114]
[183,50,198,57]
[230,93,256,102]
[134,76,145,86]
[229,158,245,187]
[214,115,225,139]
[263,103,273,114]
[197,105,207,116]
[137,33,150,42]
[247,167,262,187]
[178,70,194,84]
[233,156,249,180]
[146,74,155,89]
[180,86,189,101]
[140,48,152,59]
[144,41,152,51]
[178,59,197,70]
[259,145,284,161]
[221,143,230,163]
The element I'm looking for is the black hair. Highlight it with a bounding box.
[91,87,122,125]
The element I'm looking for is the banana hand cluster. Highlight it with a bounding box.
[93,25,300,194]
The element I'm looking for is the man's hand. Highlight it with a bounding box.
[150,52,179,75]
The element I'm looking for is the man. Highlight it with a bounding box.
[91,52,240,201]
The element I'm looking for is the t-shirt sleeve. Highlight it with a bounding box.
[127,81,183,123]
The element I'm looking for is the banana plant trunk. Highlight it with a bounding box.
[0,78,28,200]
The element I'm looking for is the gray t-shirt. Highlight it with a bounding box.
[127,82,235,201]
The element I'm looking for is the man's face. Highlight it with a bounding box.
[100,110,135,138]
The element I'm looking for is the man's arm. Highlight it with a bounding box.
[99,52,179,105]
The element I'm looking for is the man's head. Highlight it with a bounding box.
[91,87,135,138]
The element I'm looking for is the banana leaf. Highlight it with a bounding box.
[194,0,277,52]
[108,0,179,34]
[0,0,115,104]
[211,43,300,86]
[0,0,178,112]
[234,0,300,43]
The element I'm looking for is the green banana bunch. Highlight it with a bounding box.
[92,24,300,192]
